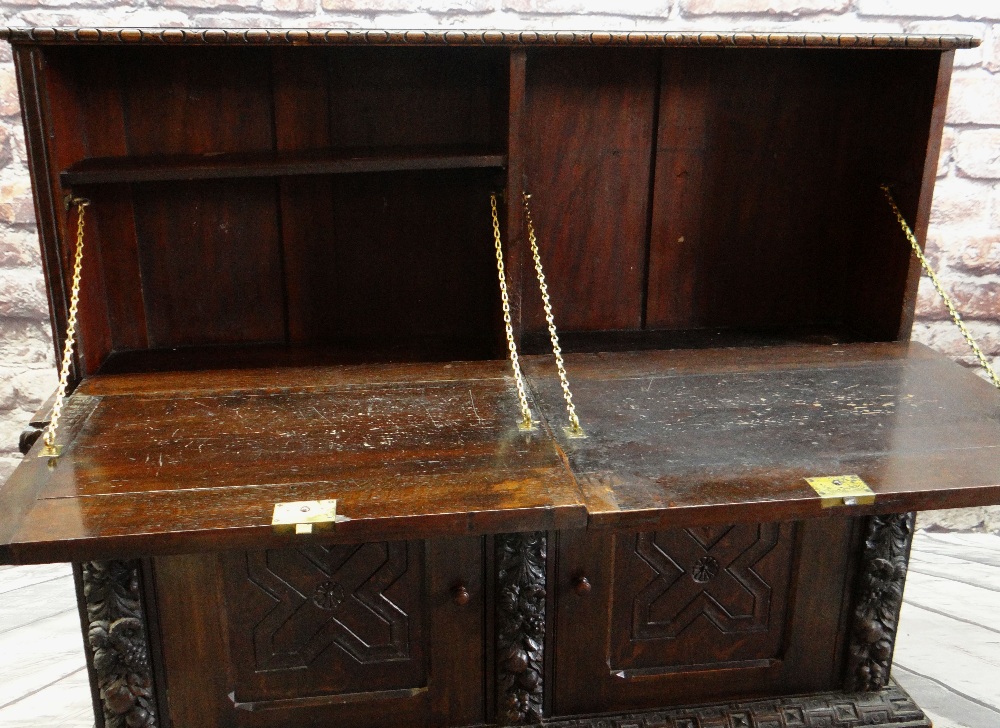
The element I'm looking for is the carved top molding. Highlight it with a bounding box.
[0,27,981,50]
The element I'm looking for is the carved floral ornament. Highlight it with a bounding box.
[82,561,158,728]
[496,532,547,725]
[847,512,915,692]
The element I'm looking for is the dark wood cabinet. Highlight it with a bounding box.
[551,520,856,717]
[0,26,995,728]
[152,536,485,728]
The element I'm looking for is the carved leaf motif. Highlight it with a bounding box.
[846,513,915,692]
[496,532,546,725]
[82,561,157,728]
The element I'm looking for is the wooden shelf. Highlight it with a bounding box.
[3,342,1000,563]
[61,146,507,186]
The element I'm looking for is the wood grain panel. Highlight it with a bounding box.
[279,169,501,356]
[646,49,945,342]
[648,49,854,332]
[523,48,658,332]
[132,179,285,347]
[326,47,507,151]
[119,47,273,156]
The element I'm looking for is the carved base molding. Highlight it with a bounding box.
[496,532,547,725]
[82,560,158,728]
[542,682,929,728]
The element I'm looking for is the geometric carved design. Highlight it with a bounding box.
[542,681,929,727]
[245,542,410,671]
[81,560,157,728]
[846,512,916,692]
[496,531,546,725]
[632,523,781,640]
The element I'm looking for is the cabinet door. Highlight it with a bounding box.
[153,536,484,728]
[551,519,857,717]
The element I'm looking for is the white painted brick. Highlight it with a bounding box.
[262,0,318,12]
[0,409,34,464]
[0,181,34,225]
[188,13,287,26]
[0,228,41,268]
[937,126,955,178]
[858,0,1000,21]
[323,0,495,12]
[0,268,49,319]
[912,319,1000,357]
[0,66,20,118]
[11,367,57,411]
[0,372,16,412]
[985,27,1000,73]
[504,0,671,16]
[905,21,987,67]
[158,0,263,10]
[0,319,54,367]
[929,177,995,230]
[681,0,846,16]
[955,234,1000,274]
[946,73,1000,125]
[955,128,1000,179]
[0,124,11,169]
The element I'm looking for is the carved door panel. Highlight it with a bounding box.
[224,540,426,704]
[154,536,484,728]
[551,518,859,717]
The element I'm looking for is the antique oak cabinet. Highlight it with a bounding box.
[1,26,998,728]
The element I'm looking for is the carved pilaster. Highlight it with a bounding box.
[82,560,158,728]
[846,512,916,692]
[496,532,546,725]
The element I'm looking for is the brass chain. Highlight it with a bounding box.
[522,191,584,436]
[881,184,1000,391]
[490,194,535,430]
[39,198,90,458]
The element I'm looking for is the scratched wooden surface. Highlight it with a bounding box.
[1,530,997,727]
[4,342,1000,563]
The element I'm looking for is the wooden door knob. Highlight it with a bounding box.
[573,576,591,595]
[452,584,471,606]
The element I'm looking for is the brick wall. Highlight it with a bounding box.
[1,1,998,528]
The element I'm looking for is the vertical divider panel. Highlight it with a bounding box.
[505,49,528,349]
[646,52,711,330]
[272,47,333,345]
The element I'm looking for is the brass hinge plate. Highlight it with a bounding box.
[272,499,338,534]
[805,474,875,508]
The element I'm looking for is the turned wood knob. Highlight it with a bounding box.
[452,584,471,606]
[573,576,591,595]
